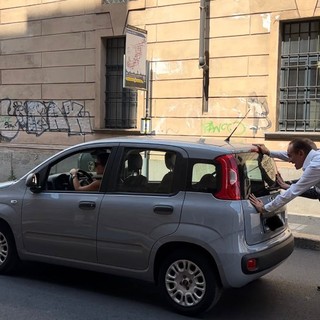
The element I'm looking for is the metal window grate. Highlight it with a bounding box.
[105,37,137,129]
[279,21,320,132]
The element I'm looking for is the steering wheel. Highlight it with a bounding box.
[69,169,94,188]
[77,169,94,185]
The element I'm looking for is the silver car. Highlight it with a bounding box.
[0,137,293,315]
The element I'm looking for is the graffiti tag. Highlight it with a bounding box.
[0,98,93,141]
[204,121,246,135]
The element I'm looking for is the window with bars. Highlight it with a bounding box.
[105,37,137,129]
[279,20,320,132]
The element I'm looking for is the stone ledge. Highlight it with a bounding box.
[0,143,67,151]
[265,132,320,141]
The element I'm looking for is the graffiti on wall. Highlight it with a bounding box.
[247,94,272,133]
[204,120,246,135]
[0,98,93,141]
[203,94,272,136]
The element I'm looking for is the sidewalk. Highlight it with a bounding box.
[288,213,320,251]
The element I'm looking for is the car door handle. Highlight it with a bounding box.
[153,205,174,215]
[79,201,96,210]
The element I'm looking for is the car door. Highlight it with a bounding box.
[96,145,188,270]
[21,146,114,263]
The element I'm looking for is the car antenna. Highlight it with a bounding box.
[224,109,251,143]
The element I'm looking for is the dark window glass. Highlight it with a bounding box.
[105,37,137,129]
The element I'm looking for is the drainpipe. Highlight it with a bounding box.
[199,0,209,71]
[199,0,210,112]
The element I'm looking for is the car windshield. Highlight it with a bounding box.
[236,152,279,199]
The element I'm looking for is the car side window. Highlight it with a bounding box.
[116,148,177,194]
[191,162,217,193]
[44,148,111,192]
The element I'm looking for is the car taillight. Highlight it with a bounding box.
[215,154,241,200]
[246,258,258,272]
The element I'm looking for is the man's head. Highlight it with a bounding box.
[96,153,109,166]
[287,138,316,170]
[95,153,109,174]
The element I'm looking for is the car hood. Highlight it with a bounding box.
[0,181,16,189]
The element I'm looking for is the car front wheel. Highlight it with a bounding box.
[0,223,19,274]
[158,249,221,316]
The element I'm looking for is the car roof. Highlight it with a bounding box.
[77,136,254,154]
[23,136,256,180]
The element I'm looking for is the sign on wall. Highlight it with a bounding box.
[124,25,147,90]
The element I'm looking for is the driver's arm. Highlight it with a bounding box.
[76,180,100,191]
[70,168,81,190]
[70,168,100,191]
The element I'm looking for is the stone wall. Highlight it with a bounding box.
[0,1,319,145]
[0,146,58,182]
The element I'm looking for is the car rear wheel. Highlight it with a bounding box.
[0,223,19,274]
[158,249,221,316]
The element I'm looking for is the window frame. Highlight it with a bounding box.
[31,146,116,194]
[112,146,186,195]
[186,159,219,194]
[279,20,320,132]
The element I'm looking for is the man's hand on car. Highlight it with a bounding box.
[249,193,265,214]
[251,144,270,155]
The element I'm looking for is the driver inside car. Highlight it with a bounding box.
[69,152,109,191]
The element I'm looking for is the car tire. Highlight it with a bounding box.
[0,223,19,274]
[158,249,221,316]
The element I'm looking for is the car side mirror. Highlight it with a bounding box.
[26,173,42,193]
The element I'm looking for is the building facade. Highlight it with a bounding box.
[0,0,319,213]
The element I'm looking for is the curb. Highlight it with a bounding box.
[293,232,320,251]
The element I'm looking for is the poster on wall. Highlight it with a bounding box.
[124,25,147,90]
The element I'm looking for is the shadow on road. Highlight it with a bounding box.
[9,261,162,308]
[4,253,320,320]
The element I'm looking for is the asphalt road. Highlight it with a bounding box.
[0,248,319,320]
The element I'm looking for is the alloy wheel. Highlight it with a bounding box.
[0,232,8,265]
[165,259,206,307]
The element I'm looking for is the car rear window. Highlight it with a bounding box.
[236,152,279,199]
[191,162,217,193]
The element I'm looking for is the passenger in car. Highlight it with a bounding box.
[157,152,176,193]
[122,153,148,192]
[193,173,217,193]
[249,138,320,215]
[70,152,109,191]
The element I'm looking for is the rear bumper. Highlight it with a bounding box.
[241,233,294,274]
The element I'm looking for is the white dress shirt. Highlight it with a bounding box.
[264,149,320,212]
